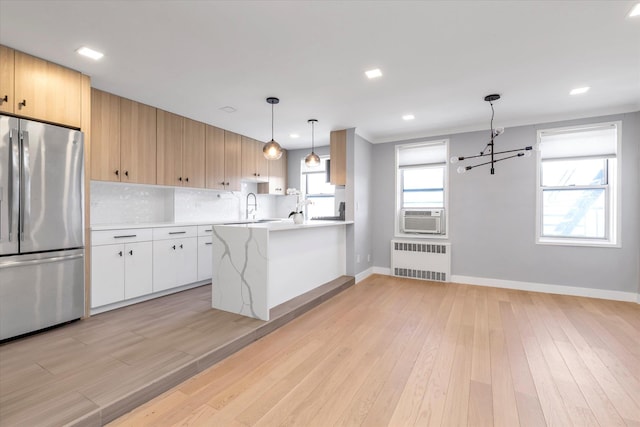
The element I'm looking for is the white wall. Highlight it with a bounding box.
[372,111,640,295]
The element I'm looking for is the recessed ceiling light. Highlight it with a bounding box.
[289,133,300,138]
[402,114,415,121]
[570,86,590,95]
[219,106,237,113]
[628,2,640,17]
[76,46,103,60]
[365,68,382,79]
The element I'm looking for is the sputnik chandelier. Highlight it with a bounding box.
[451,94,532,175]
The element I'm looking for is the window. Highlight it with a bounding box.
[301,156,335,218]
[395,140,448,236]
[537,122,620,246]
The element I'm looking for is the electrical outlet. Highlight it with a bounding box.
[367,254,371,262]
[356,254,361,263]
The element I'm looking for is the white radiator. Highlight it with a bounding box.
[390,240,451,282]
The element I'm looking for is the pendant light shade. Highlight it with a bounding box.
[304,119,321,167]
[263,97,283,160]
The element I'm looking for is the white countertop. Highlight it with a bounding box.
[91,219,352,231]
[217,220,352,231]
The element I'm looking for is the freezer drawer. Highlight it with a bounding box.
[0,249,85,340]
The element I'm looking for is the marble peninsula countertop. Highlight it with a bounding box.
[91,219,351,231]
[218,220,352,231]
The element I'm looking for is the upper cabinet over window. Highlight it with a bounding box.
[91,89,157,185]
[330,130,346,186]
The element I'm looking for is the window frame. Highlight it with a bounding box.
[300,156,335,218]
[394,139,449,239]
[535,121,621,248]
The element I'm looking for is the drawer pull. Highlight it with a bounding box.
[205,242,212,245]
[204,229,212,232]
[169,231,186,235]
[114,234,136,239]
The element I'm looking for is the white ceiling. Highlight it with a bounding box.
[1,1,638,149]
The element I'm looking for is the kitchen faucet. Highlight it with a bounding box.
[246,192,257,219]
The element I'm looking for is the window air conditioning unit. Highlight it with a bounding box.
[400,209,444,234]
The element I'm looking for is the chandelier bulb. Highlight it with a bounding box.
[457,166,467,174]
[450,156,459,164]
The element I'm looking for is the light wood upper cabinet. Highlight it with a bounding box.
[120,98,157,185]
[183,118,205,188]
[258,149,287,195]
[224,131,242,191]
[330,130,347,186]
[157,111,205,188]
[0,45,14,114]
[156,110,184,186]
[13,50,81,128]
[205,127,241,192]
[91,89,120,181]
[91,91,157,185]
[241,137,269,183]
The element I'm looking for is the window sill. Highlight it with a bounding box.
[536,237,620,248]
[395,232,449,240]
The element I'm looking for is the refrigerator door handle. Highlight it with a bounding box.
[20,130,31,241]
[8,128,20,242]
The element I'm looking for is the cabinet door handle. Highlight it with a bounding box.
[178,177,183,182]
[18,99,26,109]
[168,231,186,235]
[179,244,183,249]
[185,177,189,182]
[129,250,133,255]
[115,170,119,177]
[172,245,176,250]
[0,95,7,104]
[114,234,136,239]
[220,181,225,186]
[124,170,129,177]
[225,182,230,186]
[118,251,123,257]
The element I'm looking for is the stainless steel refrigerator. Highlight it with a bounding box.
[0,115,85,341]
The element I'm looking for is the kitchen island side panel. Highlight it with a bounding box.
[212,225,269,320]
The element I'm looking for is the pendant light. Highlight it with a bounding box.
[450,94,532,175]
[263,97,283,160]
[304,119,321,168]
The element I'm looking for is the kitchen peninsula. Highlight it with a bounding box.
[212,220,351,320]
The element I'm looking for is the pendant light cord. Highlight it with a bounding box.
[271,103,274,140]
[311,120,315,152]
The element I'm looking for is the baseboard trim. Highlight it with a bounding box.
[372,266,391,276]
[371,266,638,303]
[451,275,638,303]
[355,267,374,283]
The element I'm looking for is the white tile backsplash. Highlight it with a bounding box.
[90,182,174,225]
[91,181,282,226]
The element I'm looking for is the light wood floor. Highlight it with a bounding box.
[0,277,354,426]
[110,275,640,427]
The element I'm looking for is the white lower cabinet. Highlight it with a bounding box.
[153,237,198,292]
[91,229,153,308]
[197,225,213,281]
[91,224,211,311]
[197,236,213,281]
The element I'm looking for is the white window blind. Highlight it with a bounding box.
[398,142,447,167]
[539,125,617,160]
